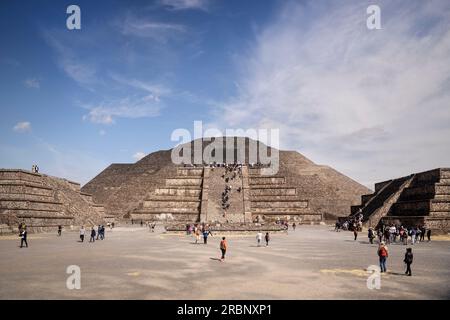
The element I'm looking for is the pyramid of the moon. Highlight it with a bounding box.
[81,137,371,224]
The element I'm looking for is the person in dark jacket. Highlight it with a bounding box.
[89,228,96,243]
[404,248,413,276]
[20,229,28,248]
[368,228,375,244]
[265,232,270,246]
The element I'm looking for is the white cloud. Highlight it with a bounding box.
[24,78,40,89]
[160,0,209,11]
[121,17,186,42]
[13,122,31,133]
[81,76,169,124]
[212,0,450,187]
[133,151,146,161]
[82,95,162,124]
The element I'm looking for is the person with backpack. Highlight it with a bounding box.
[220,237,227,262]
[378,241,389,273]
[404,248,413,276]
[265,232,270,246]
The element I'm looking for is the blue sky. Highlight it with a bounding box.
[1,0,450,187]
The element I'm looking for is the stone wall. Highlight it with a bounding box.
[0,169,105,233]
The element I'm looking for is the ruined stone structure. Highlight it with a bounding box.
[82,137,369,224]
[351,168,450,232]
[0,169,105,233]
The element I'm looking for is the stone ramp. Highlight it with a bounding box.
[0,169,105,233]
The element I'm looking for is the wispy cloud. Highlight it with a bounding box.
[82,75,170,124]
[42,30,98,87]
[159,0,210,11]
[212,0,450,186]
[121,16,186,42]
[133,151,146,161]
[13,121,31,133]
[24,78,40,89]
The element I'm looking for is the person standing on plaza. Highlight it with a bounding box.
[368,227,375,244]
[404,248,413,276]
[79,226,85,242]
[58,225,62,237]
[353,227,358,241]
[89,227,96,243]
[292,223,296,231]
[203,229,213,244]
[427,229,431,241]
[19,228,28,248]
[195,228,201,244]
[256,231,263,246]
[378,241,389,273]
[220,237,227,262]
[265,232,270,247]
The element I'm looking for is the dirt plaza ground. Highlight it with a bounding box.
[0,225,449,299]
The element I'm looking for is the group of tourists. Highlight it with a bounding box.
[79,225,106,243]
[186,223,214,244]
[31,164,39,173]
[368,224,431,245]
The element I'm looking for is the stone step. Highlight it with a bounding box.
[0,193,55,202]
[438,178,450,184]
[142,200,200,209]
[130,212,199,221]
[143,196,201,202]
[440,169,450,179]
[0,170,44,185]
[251,200,308,208]
[252,207,311,213]
[250,195,303,201]
[391,199,450,216]
[165,178,202,187]
[176,168,204,176]
[134,207,200,214]
[249,177,286,185]
[154,188,202,197]
[249,185,295,190]
[250,188,296,196]
[0,198,63,211]
[1,207,64,216]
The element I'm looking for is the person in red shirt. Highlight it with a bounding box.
[220,237,227,262]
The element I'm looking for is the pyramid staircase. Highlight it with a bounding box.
[351,168,450,231]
